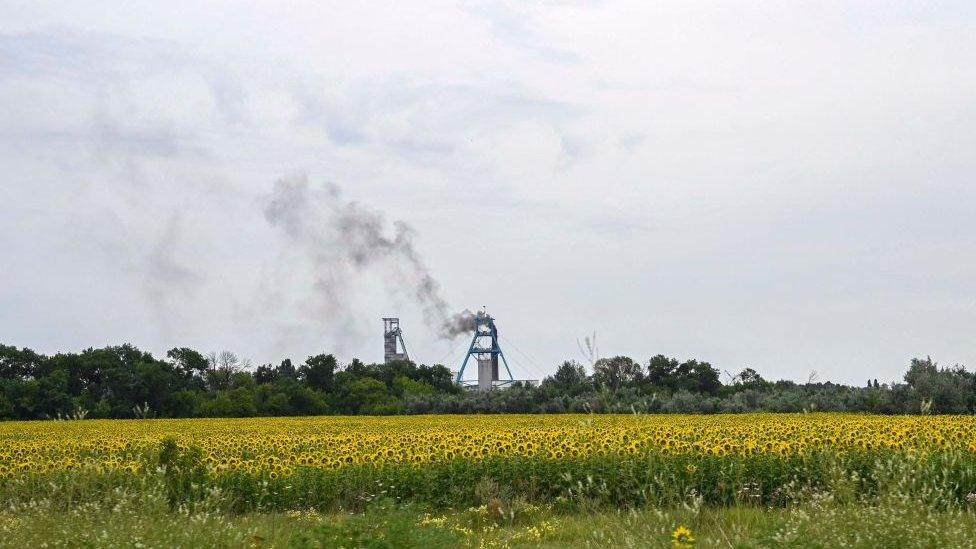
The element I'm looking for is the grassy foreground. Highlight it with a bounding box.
[3,488,976,548]
[4,453,976,548]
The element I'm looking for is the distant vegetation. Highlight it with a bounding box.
[0,343,971,419]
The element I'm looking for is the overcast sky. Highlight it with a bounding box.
[2,1,974,384]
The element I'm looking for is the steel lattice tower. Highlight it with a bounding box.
[455,310,514,389]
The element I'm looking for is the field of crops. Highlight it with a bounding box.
[2,413,976,510]
[1,413,975,477]
[5,413,976,546]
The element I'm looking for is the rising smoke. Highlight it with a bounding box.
[143,212,204,338]
[264,175,473,339]
[442,309,477,338]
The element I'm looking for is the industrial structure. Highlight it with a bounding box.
[455,310,514,390]
[381,312,530,390]
[382,317,409,363]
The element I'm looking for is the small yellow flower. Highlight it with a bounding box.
[671,525,695,547]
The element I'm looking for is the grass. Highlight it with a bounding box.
[3,457,976,548]
[3,492,976,548]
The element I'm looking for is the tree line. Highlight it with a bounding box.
[0,343,971,419]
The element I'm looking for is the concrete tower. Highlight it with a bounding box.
[382,317,409,363]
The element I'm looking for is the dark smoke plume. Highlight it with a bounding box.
[264,175,473,338]
[442,309,477,338]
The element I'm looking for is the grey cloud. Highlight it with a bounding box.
[462,2,584,64]
[0,30,211,161]
[617,132,646,152]
[90,120,191,159]
[0,29,190,83]
[295,78,578,159]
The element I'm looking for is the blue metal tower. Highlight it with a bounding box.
[455,310,514,388]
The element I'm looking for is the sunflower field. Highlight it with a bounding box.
[3,413,976,511]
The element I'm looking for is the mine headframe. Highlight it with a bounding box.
[382,317,409,363]
[456,310,514,389]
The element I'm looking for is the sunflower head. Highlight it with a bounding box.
[671,525,695,547]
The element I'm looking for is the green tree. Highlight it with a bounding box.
[167,348,209,380]
[254,364,278,384]
[0,345,44,379]
[393,375,434,397]
[592,356,643,391]
[646,355,680,389]
[542,361,590,396]
[195,387,257,417]
[334,377,394,414]
[683,360,722,395]
[299,354,336,392]
[904,357,974,413]
[736,367,767,388]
